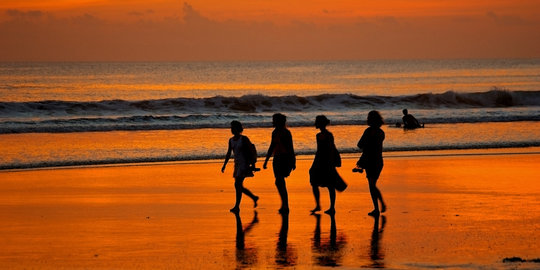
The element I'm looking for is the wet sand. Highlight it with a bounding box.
[0,148,539,269]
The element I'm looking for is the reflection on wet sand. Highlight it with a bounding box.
[275,212,297,267]
[364,215,386,268]
[311,213,347,267]
[234,211,259,268]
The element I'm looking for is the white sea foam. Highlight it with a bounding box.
[1,90,539,133]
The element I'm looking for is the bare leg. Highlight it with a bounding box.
[367,177,380,216]
[311,185,321,213]
[275,177,289,212]
[231,177,245,212]
[325,187,336,214]
[370,177,386,212]
[378,187,386,213]
[242,187,259,208]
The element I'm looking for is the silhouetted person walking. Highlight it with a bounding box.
[402,109,423,129]
[222,120,259,213]
[263,113,296,214]
[357,111,387,216]
[309,115,343,215]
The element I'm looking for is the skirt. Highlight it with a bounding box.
[273,154,294,178]
[309,166,342,188]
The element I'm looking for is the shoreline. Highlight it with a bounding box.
[3,146,540,172]
[2,121,539,171]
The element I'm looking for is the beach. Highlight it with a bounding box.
[1,148,538,269]
[1,0,539,268]
[1,60,539,269]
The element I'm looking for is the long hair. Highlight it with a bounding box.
[367,110,384,128]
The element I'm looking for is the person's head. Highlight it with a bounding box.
[315,115,330,129]
[367,110,384,128]
[272,113,287,128]
[230,120,243,135]
[402,109,408,115]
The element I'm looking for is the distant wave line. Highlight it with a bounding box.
[1,90,539,116]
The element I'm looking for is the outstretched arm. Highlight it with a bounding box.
[222,140,232,173]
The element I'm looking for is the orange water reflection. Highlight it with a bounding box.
[311,213,347,267]
[0,150,538,268]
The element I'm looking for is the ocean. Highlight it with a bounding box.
[1,59,539,169]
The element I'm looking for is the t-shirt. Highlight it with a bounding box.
[357,126,385,165]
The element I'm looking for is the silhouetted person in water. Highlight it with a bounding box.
[234,210,259,266]
[263,113,296,214]
[222,120,259,213]
[309,115,343,215]
[357,111,387,216]
[402,109,423,129]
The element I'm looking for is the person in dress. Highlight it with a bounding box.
[309,115,343,215]
[222,120,259,213]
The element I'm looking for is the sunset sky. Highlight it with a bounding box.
[1,0,539,61]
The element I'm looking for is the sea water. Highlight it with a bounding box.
[1,59,539,169]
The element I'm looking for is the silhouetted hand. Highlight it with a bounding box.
[221,165,226,173]
[263,161,268,169]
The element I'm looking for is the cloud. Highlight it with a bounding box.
[486,11,530,26]
[128,11,144,16]
[128,9,155,17]
[71,13,103,25]
[182,2,211,25]
[6,9,43,18]
[0,3,539,61]
[375,16,400,26]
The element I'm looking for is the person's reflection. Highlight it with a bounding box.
[365,215,386,268]
[311,213,347,266]
[275,212,297,267]
[234,211,258,268]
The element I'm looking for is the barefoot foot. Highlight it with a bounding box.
[324,208,335,215]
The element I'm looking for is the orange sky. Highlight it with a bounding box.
[1,0,539,61]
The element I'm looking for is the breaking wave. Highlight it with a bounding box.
[1,90,539,134]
